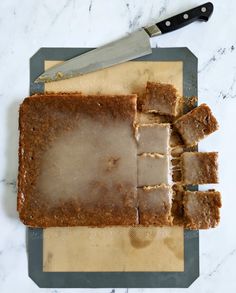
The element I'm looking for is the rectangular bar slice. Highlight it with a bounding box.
[136,123,170,154]
[137,153,169,187]
[174,103,219,146]
[184,190,222,229]
[181,152,218,185]
[18,94,138,227]
[142,82,180,116]
[138,185,172,226]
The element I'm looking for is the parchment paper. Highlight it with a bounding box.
[43,60,184,272]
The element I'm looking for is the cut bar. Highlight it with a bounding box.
[142,82,180,116]
[137,153,169,187]
[181,152,218,185]
[174,103,219,146]
[138,185,172,226]
[184,190,221,229]
[136,123,170,154]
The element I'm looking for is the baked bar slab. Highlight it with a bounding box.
[184,190,221,229]
[18,94,138,227]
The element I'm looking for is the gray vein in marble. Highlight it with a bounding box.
[198,55,217,73]
[128,13,141,30]
[110,289,115,293]
[0,178,17,193]
[50,0,73,26]
[89,0,93,12]
[206,248,236,277]
[125,3,142,32]
[217,48,226,55]
[199,44,236,73]
[219,75,236,99]
[158,0,169,18]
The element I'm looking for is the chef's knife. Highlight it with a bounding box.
[35,2,213,83]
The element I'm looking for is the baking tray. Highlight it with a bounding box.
[27,47,199,288]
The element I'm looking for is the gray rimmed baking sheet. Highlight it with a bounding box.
[28,47,199,288]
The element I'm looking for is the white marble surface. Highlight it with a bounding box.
[0,0,236,292]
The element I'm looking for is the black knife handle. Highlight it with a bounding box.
[156,2,213,34]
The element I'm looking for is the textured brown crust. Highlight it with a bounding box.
[138,185,172,226]
[18,94,137,227]
[181,152,218,185]
[24,93,137,122]
[184,190,222,229]
[174,103,219,146]
[142,82,180,116]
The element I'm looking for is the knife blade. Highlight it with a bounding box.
[35,2,213,83]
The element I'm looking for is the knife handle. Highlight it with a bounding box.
[155,2,213,35]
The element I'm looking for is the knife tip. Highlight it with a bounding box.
[34,71,66,83]
[34,75,53,83]
[34,78,41,84]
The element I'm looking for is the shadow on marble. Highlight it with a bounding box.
[3,101,21,220]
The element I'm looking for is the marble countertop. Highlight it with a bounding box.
[0,0,235,292]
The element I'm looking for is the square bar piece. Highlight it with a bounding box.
[137,153,169,186]
[142,82,180,116]
[136,123,170,154]
[138,184,172,226]
[18,94,138,227]
[182,152,218,185]
[174,103,219,146]
[184,190,222,229]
